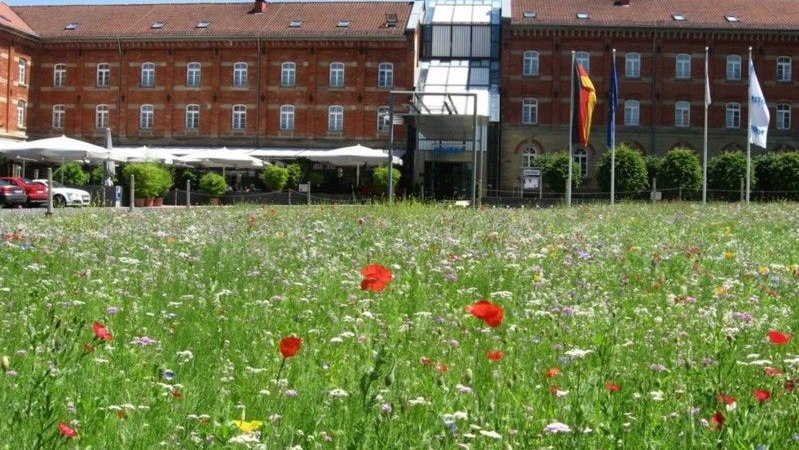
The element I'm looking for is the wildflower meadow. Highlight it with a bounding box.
[1,203,798,449]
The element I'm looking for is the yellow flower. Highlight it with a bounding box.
[724,251,735,260]
[629,245,641,253]
[758,266,770,276]
[232,420,263,433]
[714,287,728,296]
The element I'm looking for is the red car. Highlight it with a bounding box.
[0,176,49,206]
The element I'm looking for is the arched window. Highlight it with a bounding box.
[725,102,741,128]
[141,62,155,87]
[53,63,66,87]
[675,54,691,79]
[328,105,344,131]
[575,51,590,73]
[16,100,25,128]
[776,103,791,130]
[675,101,690,127]
[233,62,248,87]
[96,63,110,87]
[777,56,792,83]
[187,62,201,87]
[232,104,246,130]
[329,62,345,88]
[185,104,200,130]
[139,104,154,129]
[95,104,109,129]
[625,52,640,78]
[378,63,393,88]
[521,146,537,168]
[726,55,741,81]
[624,100,639,126]
[281,62,296,87]
[280,105,295,131]
[377,106,390,133]
[573,147,588,178]
[52,104,65,129]
[522,98,538,124]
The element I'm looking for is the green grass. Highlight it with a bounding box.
[0,203,798,449]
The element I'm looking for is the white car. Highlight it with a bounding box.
[31,180,92,207]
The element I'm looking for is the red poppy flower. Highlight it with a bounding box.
[785,379,795,393]
[279,336,302,358]
[436,363,448,373]
[764,367,783,376]
[717,394,736,405]
[360,263,393,292]
[420,357,432,366]
[545,367,561,378]
[605,381,621,392]
[92,322,112,341]
[753,390,770,402]
[768,330,791,345]
[710,411,724,430]
[466,300,504,328]
[172,388,183,399]
[487,351,504,361]
[548,383,559,394]
[58,422,77,438]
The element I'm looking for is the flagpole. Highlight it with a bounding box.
[746,46,752,204]
[610,49,616,205]
[702,46,709,204]
[567,51,575,207]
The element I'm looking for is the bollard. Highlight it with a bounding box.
[46,168,54,216]
[186,179,191,208]
[129,174,135,212]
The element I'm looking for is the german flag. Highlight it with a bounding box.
[571,63,596,146]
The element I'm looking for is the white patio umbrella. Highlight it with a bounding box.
[303,144,402,186]
[0,135,123,165]
[112,146,178,165]
[175,148,266,174]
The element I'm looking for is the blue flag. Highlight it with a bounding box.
[607,56,618,148]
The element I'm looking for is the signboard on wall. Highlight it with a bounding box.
[433,144,466,154]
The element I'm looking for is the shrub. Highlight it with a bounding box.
[755,151,799,192]
[595,144,649,195]
[372,166,401,195]
[708,151,752,191]
[658,148,702,190]
[286,163,302,189]
[530,152,581,192]
[645,155,663,185]
[261,165,289,191]
[121,163,172,198]
[198,172,228,196]
[53,163,89,186]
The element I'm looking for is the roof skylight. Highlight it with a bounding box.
[523,11,536,19]
[725,15,740,22]
[151,21,165,29]
[337,20,350,28]
[289,20,302,28]
[672,14,686,21]
[196,21,211,28]
[64,22,79,30]
[576,12,589,20]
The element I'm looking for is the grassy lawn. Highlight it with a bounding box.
[0,203,797,449]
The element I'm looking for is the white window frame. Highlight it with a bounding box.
[54,63,66,88]
[625,52,641,78]
[377,106,390,133]
[624,99,640,126]
[573,147,588,178]
[232,104,246,130]
[18,58,26,85]
[280,104,295,131]
[187,62,201,87]
[521,146,537,168]
[233,62,248,87]
[185,104,200,130]
[139,104,154,130]
[96,104,109,129]
[281,62,296,87]
[776,103,791,130]
[16,100,25,128]
[726,55,742,81]
[777,56,792,83]
[575,51,590,73]
[328,105,344,131]
[378,62,393,88]
[329,62,345,88]
[522,98,538,124]
[675,101,690,127]
[141,62,155,88]
[52,104,65,129]
[96,63,110,87]
[523,51,539,77]
[725,102,741,128]
[675,54,691,80]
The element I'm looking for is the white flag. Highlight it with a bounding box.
[704,54,711,107]
[748,58,770,148]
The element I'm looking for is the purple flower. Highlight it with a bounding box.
[650,363,668,372]
[380,403,392,414]
[163,370,175,380]
[106,306,120,315]
[284,389,298,397]
[732,311,752,323]
[130,336,157,346]
[445,273,458,282]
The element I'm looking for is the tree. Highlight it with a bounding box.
[372,166,401,195]
[658,147,702,190]
[261,165,289,191]
[708,151,751,191]
[595,144,649,195]
[53,162,89,186]
[530,152,582,193]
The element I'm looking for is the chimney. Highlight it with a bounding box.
[249,0,267,14]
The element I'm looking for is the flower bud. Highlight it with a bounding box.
[1,355,9,372]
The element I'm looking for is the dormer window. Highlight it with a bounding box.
[385,13,398,27]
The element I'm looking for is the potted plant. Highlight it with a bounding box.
[198,172,227,205]
[121,163,172,206]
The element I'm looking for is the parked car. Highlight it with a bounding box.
[0,179,27,207]
[0,176,48,206]
[31,180,91,207]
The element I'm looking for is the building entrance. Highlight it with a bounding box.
[424,161,471,199]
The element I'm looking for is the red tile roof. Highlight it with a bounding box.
[11,1,414,41]
[511,0,799,30]
[0,2,37,37]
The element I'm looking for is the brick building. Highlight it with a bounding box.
[0,0,796,197]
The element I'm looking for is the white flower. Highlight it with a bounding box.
[543,422,572,433]
[564,349,593,359]
[479,430,501,439]
[328,388,349,398]
[408,397,429,406]
[650,391,664,401]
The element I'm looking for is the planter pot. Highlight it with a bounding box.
[152,197,164,207]
[208,197,221,206]
[134,198,146,207]
[145,198,155,207]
